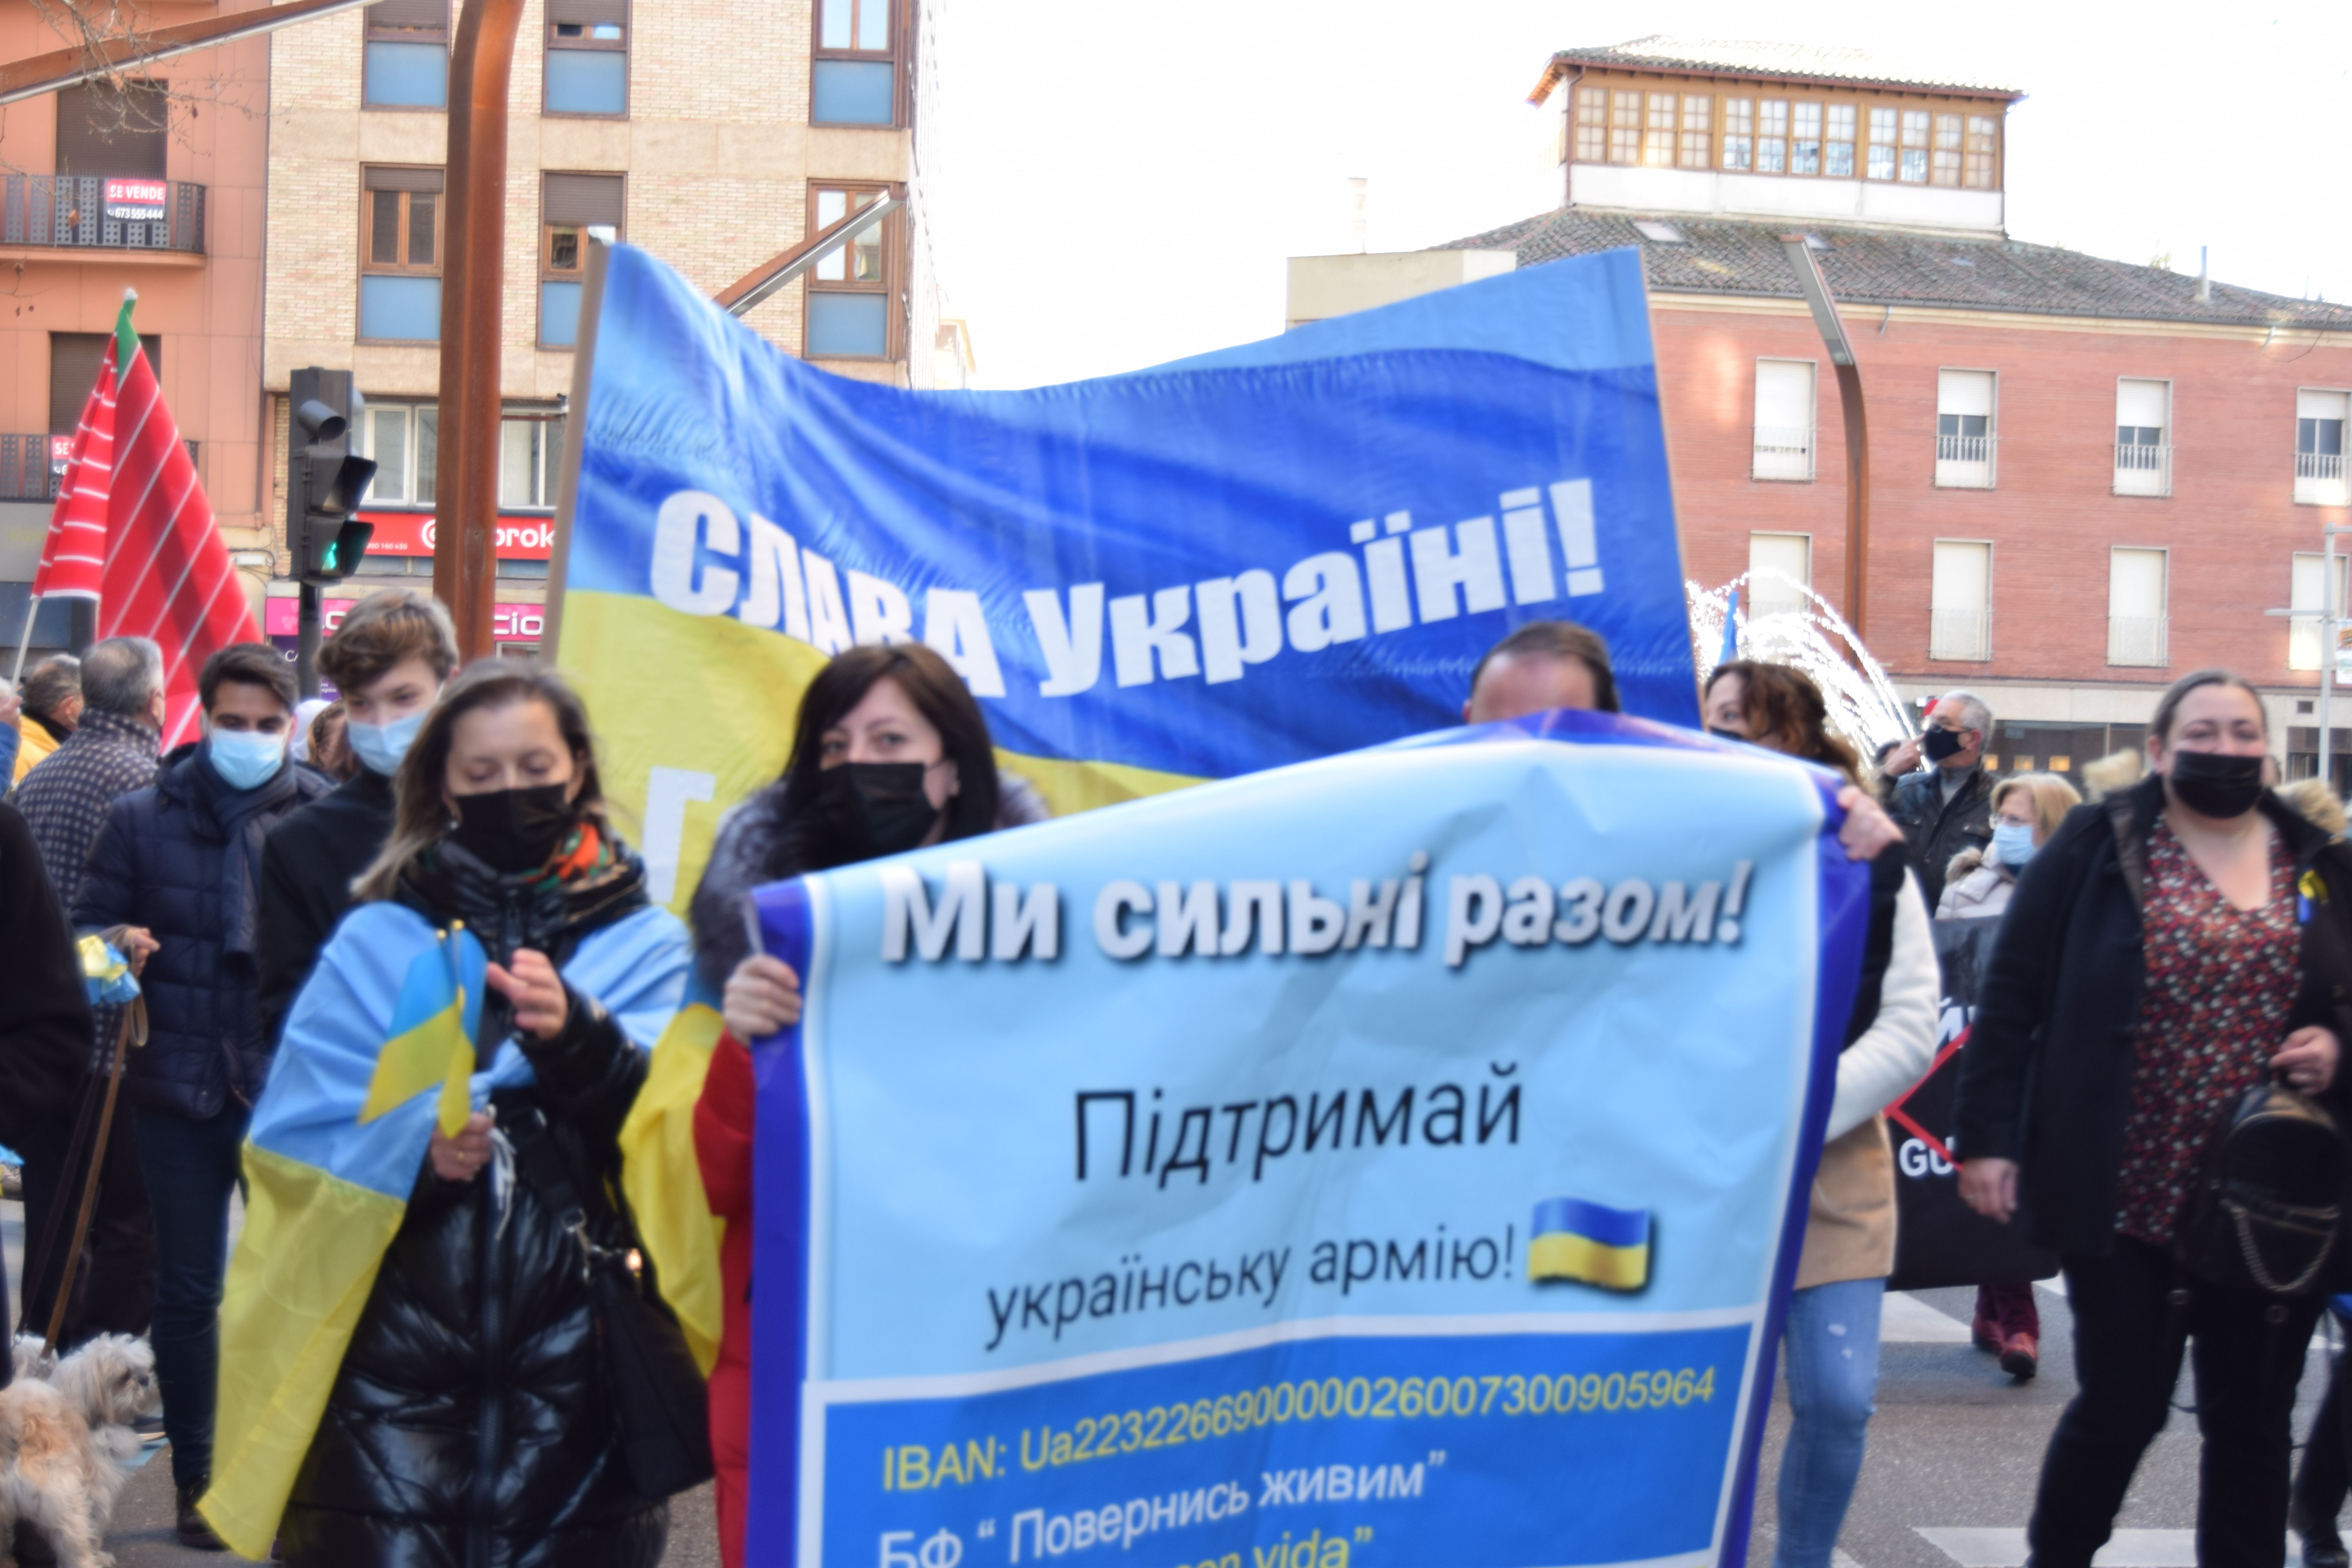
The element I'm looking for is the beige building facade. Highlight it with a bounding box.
[261,0,945,652]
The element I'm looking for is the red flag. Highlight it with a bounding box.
[72,292,260,746]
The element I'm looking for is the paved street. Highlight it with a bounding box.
[5,1195,2333,1566]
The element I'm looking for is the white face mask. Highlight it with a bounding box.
[347,709,427,776]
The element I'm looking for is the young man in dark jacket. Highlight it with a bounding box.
[255,588,456,1041]
[74,643,328,1547]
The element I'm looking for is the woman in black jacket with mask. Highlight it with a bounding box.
[1955,668,2352,1568]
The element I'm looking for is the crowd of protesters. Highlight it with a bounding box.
[2,592,2350,1568]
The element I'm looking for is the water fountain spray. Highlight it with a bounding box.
[1688,570,1915,765]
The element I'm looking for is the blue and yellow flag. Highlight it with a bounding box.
[1529,1196,1654,1291]
[202,901,693,1558]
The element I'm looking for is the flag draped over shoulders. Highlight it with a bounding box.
[201,899,699,1559]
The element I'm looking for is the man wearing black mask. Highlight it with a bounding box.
[1884,690,1996,911]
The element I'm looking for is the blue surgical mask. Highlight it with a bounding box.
[347,709,427,777]
[1992,820,2037,869]
[207,728,287,791]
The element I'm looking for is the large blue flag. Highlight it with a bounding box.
[552,243,1695,909]
[744,713,1867,1567]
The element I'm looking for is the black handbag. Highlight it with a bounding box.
[514,1117,716,1499]
[2173,1079,2348,1297]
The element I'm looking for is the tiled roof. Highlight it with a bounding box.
[1435,209,2352,332]
[1531,36,2023,101]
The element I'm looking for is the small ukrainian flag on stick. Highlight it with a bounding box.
[1529,1197,1652,1291]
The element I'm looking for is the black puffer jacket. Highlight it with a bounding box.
[279,834,668,1568]
[71,742,326,1118]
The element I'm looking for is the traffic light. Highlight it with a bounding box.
[287,367,378,585]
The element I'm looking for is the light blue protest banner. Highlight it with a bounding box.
[746,712,1868,1568]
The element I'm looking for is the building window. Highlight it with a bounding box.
[1930,540,1992,661]
[545,0,627,116]
[1721,98,1753,171]
[1931,114,1963,187]
[1748,534,1811,616]
[2107,547,2168,666]
[1964,116,1999,188]
[1608,90,1640,164]
[1935,368,1996,488]
[813,0,898,127]
[359,166,443,343]
[1642,93,1676,167]
[54,80,167,178]
[1757,99,1788,173]
[2114,378,2171,497]
[1678,95,1711,167]
[1825,104,1855,177]
[540,172,622,348]
[1867,107,1895,180]
[1900,110,1930,182]
[2297,389,2349,506]
[1790,102,1821,176]
[52,332,158,433]
[363,0,448,109]
[805,186,893,359]
[1573,85,1606,162]
[357,402,563,511]
[2291,552,2348,671]
[1752,359,1816,481]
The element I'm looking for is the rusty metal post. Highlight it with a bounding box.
[1780,236,1870,642]
[433,0,526,662]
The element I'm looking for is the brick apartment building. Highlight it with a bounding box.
[1294,37,2352,786]
[0,1,276,664]
[262,0,955,658]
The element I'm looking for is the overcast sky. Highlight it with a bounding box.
[921,2,2352,390]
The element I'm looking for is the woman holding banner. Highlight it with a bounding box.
[1704,662,1940,1568]
[1956,669,2352,1568]
[690,643,1031,1568]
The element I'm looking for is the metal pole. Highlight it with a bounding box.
[431,0,525,665]
[1779,237,1870,642]
[296,581,322,698]
[8,593,38,684]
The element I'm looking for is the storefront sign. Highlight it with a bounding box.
[103,178,168,222]
[356,512,556,560]
[49,435,72,475]
[264,597,545,642]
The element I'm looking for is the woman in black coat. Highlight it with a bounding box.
[1955,668,2352,1568]
[274,663,690,1568]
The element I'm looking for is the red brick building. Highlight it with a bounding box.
[1320,39,2352,782]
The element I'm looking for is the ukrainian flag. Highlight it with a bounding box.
[201,900,695,1559]
[1528,1197,1653,1292]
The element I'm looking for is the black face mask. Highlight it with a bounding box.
[813,762,941,862]
[1921,726,1966,764]
[2167,749,2266,820]
[450,784,580,874]
[1705,726,1746,742]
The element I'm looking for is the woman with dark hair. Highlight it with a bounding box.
[258,661,691,1567]
[688,643,1035,1567]
[1956,668,2352,1568]
[1703,659,1938,1568]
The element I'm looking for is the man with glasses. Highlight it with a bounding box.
[1884,690,1996,911]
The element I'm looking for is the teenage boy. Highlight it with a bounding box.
[74,642,328,1546]
[255,589,459,1041]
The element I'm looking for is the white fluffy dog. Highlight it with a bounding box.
[0,1334,156,1567]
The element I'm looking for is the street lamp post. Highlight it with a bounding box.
[431,0,526,664]
[1779,236,1871,642]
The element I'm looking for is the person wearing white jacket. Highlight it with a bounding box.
[1705,661,1940,1568]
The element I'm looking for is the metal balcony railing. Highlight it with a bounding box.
[2297,450,2349,506]
[0,434,197,501]
[1935,433,1997,488]
[2107,614,2169,667]
[1,176,204,252]
[1929,607,1990,661]
[1750,425,1814,481]
[2112,441,2171,497]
